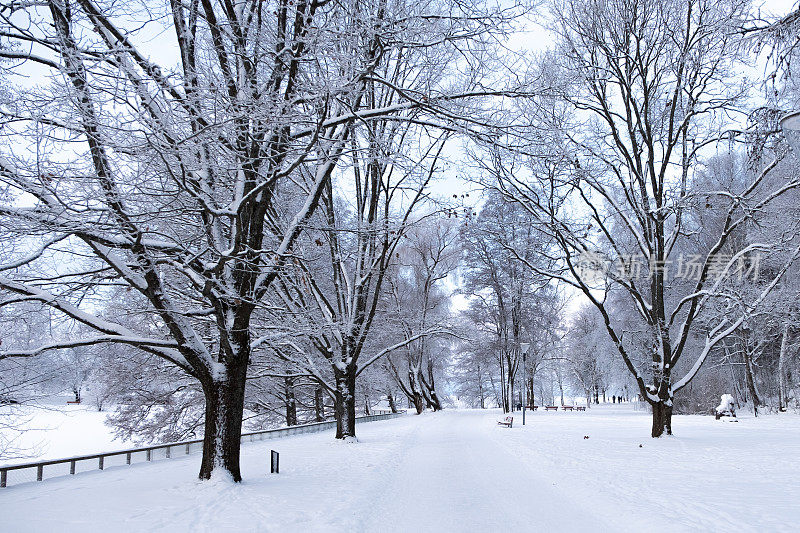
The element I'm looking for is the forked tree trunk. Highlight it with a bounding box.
[426,361,442,411]
[409,369,424,415]
[334,371,357,439]
[198,367,247,481]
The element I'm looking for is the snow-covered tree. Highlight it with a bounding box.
[491,0,800,436]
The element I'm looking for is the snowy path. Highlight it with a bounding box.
[2,407,799,532]
[358,411,603,531]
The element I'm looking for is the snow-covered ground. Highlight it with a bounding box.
[1,405,799,532]
[0,396,135,465]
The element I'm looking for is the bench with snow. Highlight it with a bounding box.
[545,406,559,411]
[562,405,574,411]
[576,406,586,411]
[715,394,737,420]
[497,416,513,428]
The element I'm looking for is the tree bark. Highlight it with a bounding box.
[651,401,673,438]
[743,347,761,416]
[409,369,424,415]
[314,387,325,422]
[198,367,247,481]
[387,392,397,413]
[422,362,442,411]
[284,376,298,426]
[334,371,357,439]
[778,324,789,411]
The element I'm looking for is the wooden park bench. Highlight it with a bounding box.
[545,406,559,411]
[562,405,574,411]
[497,416,513,428]
[576,406,586,411]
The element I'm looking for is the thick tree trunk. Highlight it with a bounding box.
[198,369,247,481]
[651,401,673,438]
[409,370,424,415]
[334,371,357,439]
[387,392,397,413]
[314,387,325,422]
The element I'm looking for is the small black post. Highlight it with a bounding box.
[270,450,279,474]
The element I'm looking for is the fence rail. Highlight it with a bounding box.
[0,411,404,488]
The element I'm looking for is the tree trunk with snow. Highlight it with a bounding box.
[198,366,247,481]
[334,371,357,439]
[778,324,790,411]
[284,376,298,426]
[743,348,761,416]
[409,369,425,415]
[314,387,326,422]
[651,400,673,438]
[423,361,442,411]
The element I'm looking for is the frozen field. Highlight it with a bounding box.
[1,405,799,532]
[0,397,135,465]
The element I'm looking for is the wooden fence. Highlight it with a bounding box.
[0,411,404,488]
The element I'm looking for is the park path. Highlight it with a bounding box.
[355,410,605,532]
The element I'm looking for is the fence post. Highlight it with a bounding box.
[185,443,190,455]
[37,465,43,481]
[146,449,151,461]
[1,469,6,488]
[70,460,75,475]
[165,446,171,459]
[99,457,104,470]
[126,452,131,465]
